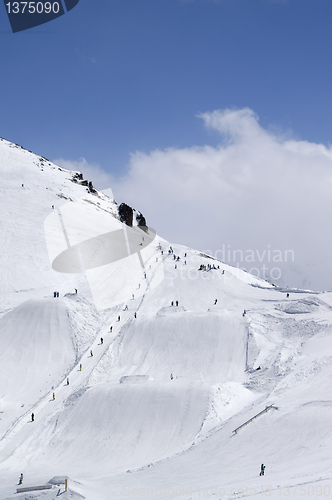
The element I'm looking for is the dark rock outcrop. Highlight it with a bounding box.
[136,212,146,227]
[118,203,133,226]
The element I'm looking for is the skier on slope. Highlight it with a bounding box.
[170,373,173,380]
[31,413,34,422]
[214,299,218,305]
[52,392,55,400]
[101,337,103,344]
[259,464,266,476]
[18,473,23,485]
[110,326,113,332]
[90,350,93,357]
[67,377,69,385]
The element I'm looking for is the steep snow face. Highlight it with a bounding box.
[1,138,332,500]
[0,137,119,313]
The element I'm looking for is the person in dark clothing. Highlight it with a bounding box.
[110,326,113,332]
[75,289,77,294]
[134,312,137,318]
[117,315,120,321]
[31,413,34,422]
[101,337,103,344]
[214,299,218,305]
[259,464,266,476]
[176,300,179,306]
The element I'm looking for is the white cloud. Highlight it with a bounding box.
[110,108,332,291]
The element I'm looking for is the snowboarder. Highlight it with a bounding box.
[101,337,103,344]
[31,413,34,422]
[117,315,120,322]
[56,292,59,298]
[175,264,177,269]
[170,373,173,380]
[144,273,146,279]
[171,301,174,306]
[110,326,113,332]
[54,291,56,298]
[243,309,246,316]
[79,364,82,371]
[214,299,218,305]
[286,293,289,298]
[52,392,55,400]
[75,288,77,294]
[184,253,187,258]
[176,300,179,306]
[90,350,93,357]
[67,377,69,385]
[134,312,137,318]
[18,473,23,485]
[259,464,266,476]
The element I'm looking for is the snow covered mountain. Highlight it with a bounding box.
[1,137,332,499]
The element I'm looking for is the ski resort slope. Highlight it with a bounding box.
[1,138,332,499]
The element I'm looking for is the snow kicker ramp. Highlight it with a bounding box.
[0,305,248,477]
[0,298,76,437]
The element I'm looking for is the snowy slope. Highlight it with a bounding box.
[1,138,332,499]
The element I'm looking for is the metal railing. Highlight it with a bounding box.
[233,404,274,434]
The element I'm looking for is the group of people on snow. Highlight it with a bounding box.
[198,263,219,271]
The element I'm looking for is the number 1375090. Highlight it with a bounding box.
[5,2,60,14]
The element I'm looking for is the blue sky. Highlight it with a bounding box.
[1,0,332,168]
[1,0,332,290]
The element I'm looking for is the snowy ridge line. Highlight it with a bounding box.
[232,404,275,434]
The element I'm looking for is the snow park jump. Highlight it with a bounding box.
[1,138,332,499]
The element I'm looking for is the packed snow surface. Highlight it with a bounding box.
[1,138,332,499]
